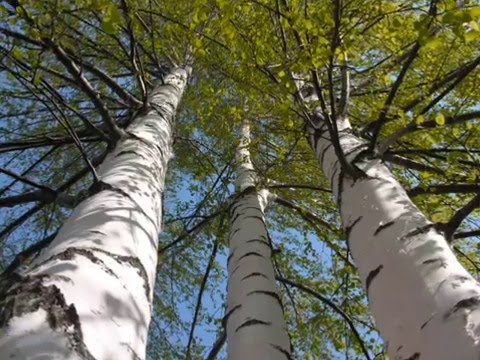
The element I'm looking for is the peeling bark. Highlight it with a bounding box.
[0,68,189,359]
[308,115,480,360]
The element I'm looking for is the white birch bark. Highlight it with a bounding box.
[225,120,291,360]
[308,114,480,360]
[0,68,189,360]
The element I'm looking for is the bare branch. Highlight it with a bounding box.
[0,149,108,240]
[158,209,226,254]
[186,240,219,359]
[368,43,420,149]
[204,330,226,360]
[274,195,338,233]
[444,194,480,243]
[408,184,480,197]
[0,190,54,208]
[403,54,480,113]
[0,146,58,196]
[454,229,480,239]
[2,231,57,274]
[383,153,444,174]
[378,111,480,154]
[47,40,124,143]
[267,183,331,192]
[338,51,350,117]
[68,55,143,108]
[454,246,480,274]
[0,167,55,194]
[277,276,372,360]
[120,0,147,101]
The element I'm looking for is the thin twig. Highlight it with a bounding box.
[277,276,372,360]
[185,240,219,359]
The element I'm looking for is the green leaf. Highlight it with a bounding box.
[415,115,425,125]
[431,210,449,223]
[10,47,22,59]
[32,71,41,85]
[100,4,122,34]
[100,20,116,34]
[468,6,480,18]
[423,37,442,49]
[464,31,479,43]
[435,114,445,126]
[107,4,122,24]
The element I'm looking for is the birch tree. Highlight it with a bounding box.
[307,112,480,359]
[0,1,193,358]
[179,0,480,358]
[226,120,291,359]
[2,0,480,359]
[0,67,189,359]
[297,2,480,358]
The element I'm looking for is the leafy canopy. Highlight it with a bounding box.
[0,0,480,358]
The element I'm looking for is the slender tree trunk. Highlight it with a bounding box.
[0,68,189,360]
[225,121,291,359]
[308,114,480,360]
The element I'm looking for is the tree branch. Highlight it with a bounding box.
[204,330,226,360]
[186,240,219,359]
[454,246,480,274]
[408,184,480,197]
[369,43,420,149]
[47,40,124,143]
[158,209,226,254]
[443,193,480,242]
[454,229,480,239]
[383,153,444,174]
[277,276,372,360]
[67,54,143,108]
[267,183,331,192]
[0,167,55,194]
[378,111,480,154]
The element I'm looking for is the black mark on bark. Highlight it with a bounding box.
[31,247,151,300]
[345,216,363,241]
[320,143,333,166]
[246,239,271,248]
[0,274,96,359]
[401,224,436,241]
[444,296,480,319]
[374,220,395,236]
[270,344,292,359]
[422,258,447,268]
[404,352,420,360]
[237,252,265,262]
[241,272,268,281]
[366,265,384,296]
[115,150,145,159]
[248,290,284,311]
[235,319,271,332]
[222,304,241,328]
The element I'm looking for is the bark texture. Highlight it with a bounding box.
[0,68,189,360]
[308,114,480,360]
[225,121,291,360]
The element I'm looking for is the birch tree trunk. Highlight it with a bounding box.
[225,121,291,360]
[308,114,480,360]
[0,68,189,360]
